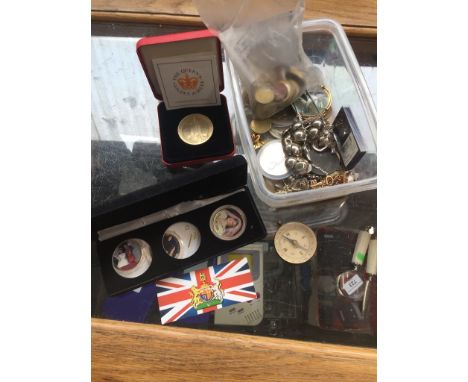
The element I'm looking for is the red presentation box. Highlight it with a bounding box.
[137,29,235,168]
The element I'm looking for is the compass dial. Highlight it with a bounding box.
[274,222,317,264]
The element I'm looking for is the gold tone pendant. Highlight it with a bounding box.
[251,132,265,150]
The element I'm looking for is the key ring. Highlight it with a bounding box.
[320,85,333,115]
[312,85,332,116]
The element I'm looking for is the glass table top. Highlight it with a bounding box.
[91,21,377,348]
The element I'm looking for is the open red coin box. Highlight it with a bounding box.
[92,156,266,295]
[137,29,235,167]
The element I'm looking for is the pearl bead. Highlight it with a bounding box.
[290,143,302,156]
[293,122,303,130]
[293,129,307,142]
[284,142,293,155]
[312,120,323,129]
[293,159,312,175]
[285,157,297,169]
[307,127,319,139]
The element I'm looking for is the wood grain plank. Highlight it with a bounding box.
[92,318,376,382]
[92,0,198,16]
[91,0,377,37]
[91,10,204,26]
[304,0,376,28]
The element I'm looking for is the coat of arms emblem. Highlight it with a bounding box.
[190,272,224,310]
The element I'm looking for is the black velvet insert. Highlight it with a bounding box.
[97,189,266,295]
[158,94,234,165]
[92,156,248,236]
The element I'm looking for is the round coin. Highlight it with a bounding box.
[162,222,201,260]
[269,125,290,139]
[177,113,213,145]
[254,86,275,104]
[270,106,296,127]
[273,80,291,102]
[283,79,301,104]
[112,238,152,278]
[257,139,290,180]
[250,119,272,134]
[286,66,306,86]
[210,205,247,241]
[274,222,317,264]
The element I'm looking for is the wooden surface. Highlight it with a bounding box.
[91,0,377,37]
[92,318,376,382]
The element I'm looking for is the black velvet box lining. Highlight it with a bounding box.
[97,189,266,295]
[92,156,248,234]
[158,94,234,165]
[92,156,266,295]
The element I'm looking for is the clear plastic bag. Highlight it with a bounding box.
[193,0,323,119]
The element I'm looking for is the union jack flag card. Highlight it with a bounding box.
[156,257,257,325]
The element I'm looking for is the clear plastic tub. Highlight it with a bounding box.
[225,19,377,208]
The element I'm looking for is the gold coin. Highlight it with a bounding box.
[209,205,247,241]
[286,66,306,86]
[284,80,301,104]
[177,114,214,145]
[273,80,292,102]
[254,86,275,104]
[250,119,272,134]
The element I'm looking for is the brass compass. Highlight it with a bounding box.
[274,222,317,264]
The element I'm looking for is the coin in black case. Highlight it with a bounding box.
[209,205,247,241]
[162,222,201,260]
[112,238,152,278]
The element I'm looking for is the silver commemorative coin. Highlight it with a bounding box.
[257,139,290,180]
[112,238,152,279]
[209,205,247,241]
[162,222,201,260]
[269,125,290,139]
